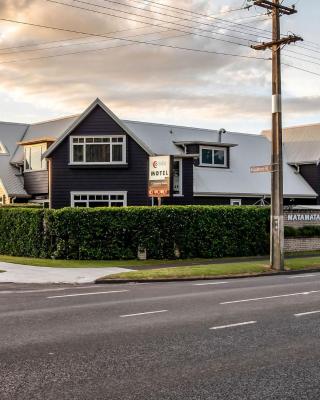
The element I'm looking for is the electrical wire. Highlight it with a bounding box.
[0,17,271,64]
[46,0,260,47]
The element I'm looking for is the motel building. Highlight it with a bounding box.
[0,98,319,209]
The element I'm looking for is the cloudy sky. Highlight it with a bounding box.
[0,0,319,133]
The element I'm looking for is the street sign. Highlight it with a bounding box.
[250,164,276,173]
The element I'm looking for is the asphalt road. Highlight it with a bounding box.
[0,273,320,400]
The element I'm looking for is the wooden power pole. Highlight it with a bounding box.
[251,0,302,271]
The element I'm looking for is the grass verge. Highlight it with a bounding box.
[0,255,218,269]
[98,256,320,281]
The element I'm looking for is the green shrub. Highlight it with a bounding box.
[0,208,46,257]
[284,225,320,238]
[0,206,270,260]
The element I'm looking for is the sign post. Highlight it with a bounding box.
[148,156,171,206]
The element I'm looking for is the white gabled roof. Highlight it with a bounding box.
[0,122,29,196]
[194,133,316,198]
[0,100,317,199]
[262,123,320,165]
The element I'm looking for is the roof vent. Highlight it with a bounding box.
[218,128,226,143]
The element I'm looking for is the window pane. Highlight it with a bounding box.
[74,202,87,207]
[110,202,124,207]
[202,149,212,164]
[214,149,225,165]
[86,144,110,162]
[29,146,42,171]
[73,145,84,162]
[89,201,110,208]
[112,144,123,162]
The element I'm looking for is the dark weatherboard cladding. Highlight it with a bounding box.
[49,105,149,209]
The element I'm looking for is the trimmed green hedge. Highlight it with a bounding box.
[284,225,320,238]
[0,206,270,260]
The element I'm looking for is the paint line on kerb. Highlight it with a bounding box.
[194,282,228,286]
[294,310,320,317]
[288,274,317,279]
[1,285,104,294]
[120,310,168,318]
[220,290,320,305]
[210,321,257,330]
[47,290,128,299]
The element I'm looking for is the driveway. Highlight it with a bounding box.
[0,262,132,284]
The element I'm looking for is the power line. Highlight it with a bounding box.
[91,0,272,40]
[0,17,270,64]
[47,0,259,47]
[0,25,154,54]
[0,27,173,57]
[282,62,320,77]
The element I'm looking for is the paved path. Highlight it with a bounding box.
[0,262,132,284]
[1,273,320,399]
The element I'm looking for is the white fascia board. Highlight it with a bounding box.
[43,98,155,158]
[194,192,317,199]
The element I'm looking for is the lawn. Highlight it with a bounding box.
[98,256,320,281]
[0,255,216,269]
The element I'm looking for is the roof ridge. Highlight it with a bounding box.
[124,119,259,137]
[30,114,80,126]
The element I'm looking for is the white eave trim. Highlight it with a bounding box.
[43,98,155,158]
[194,192,318,199]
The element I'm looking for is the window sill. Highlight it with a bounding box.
[24,169,48,173]
[173,194,184,197]
[68,163,128,169]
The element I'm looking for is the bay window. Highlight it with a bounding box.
[24,143,47,172]
[173,158,183,196]
[70,136,126,164]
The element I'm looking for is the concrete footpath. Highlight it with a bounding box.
[0,262,133,284]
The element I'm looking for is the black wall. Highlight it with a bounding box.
[300,164,320,204]
[49,105,150,208]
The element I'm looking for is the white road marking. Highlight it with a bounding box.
[220,290,320,305]
[47,290,128,299]
[194,282,228,286]
[210,321,257,330]
[120,310,168,318]
[294,310,320,317]
[0,285,103,294]
[289,274,317,279]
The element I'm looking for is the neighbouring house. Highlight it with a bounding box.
[263,123,320,205]
[0,98,317,208]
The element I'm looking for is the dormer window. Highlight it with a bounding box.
[70,136,126,164]
[24,143,47,172]
[0,142,8,155]
[200,146,228,168]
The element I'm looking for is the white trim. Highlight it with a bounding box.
[44,98,154,158]
[173,158,183,196]
[70,191,127,207]
[199,145,228,168]
[194,192,317,199]
[69,135,127,165]
[230,199,242,206]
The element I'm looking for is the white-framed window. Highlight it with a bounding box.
[70,136,126,165]
[24,143,47,172]
[230,199,242,206]
[200,146,227,168]
[0,142,8,155]
[0,195,4,205]
[173,158,183,196]
[71,191,127,208]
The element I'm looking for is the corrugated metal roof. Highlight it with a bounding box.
[0,101,318,199]
[262,123,320,164]
[0,122,29,196]
[193,133,316,198]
